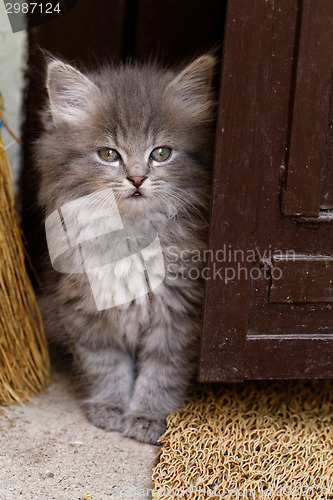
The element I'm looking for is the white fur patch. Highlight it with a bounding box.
[87,254,148,309]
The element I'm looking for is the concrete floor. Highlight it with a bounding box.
[0,373,159,500]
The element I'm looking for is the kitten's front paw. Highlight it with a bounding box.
[123,415,166,444]
[84,403,124,432]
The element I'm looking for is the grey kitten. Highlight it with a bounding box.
[35,54,216,444]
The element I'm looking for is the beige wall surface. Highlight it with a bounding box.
[0,3,26,185]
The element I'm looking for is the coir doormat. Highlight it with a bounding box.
[152,381,333,499]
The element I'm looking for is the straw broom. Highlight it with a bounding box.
[0,90,50,405]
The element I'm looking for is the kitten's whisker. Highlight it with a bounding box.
[161,189,207,220]
[157,192,178,219]
[98,191,120,211]
[72,189,111,213]
[162,191,208,226]
[172,186,210,212]
[65,187,118,216]
[158,189,196,220]
[66,185,112,202]
[167,189,203,211]
[88,190,120,214]
[157,191,188,220]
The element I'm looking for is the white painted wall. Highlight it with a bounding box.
[0,3,26,185]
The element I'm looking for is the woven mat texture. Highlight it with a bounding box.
[152,381,333,499]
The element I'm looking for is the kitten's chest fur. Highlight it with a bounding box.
[52,215,205,350]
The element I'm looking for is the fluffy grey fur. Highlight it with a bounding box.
[35,54,216,444]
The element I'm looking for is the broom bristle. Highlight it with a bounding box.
[0,91,50,405]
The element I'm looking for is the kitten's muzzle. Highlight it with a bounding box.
[127,175,147,188]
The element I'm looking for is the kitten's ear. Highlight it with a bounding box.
[166,54,216,119]
[46,60,98,124]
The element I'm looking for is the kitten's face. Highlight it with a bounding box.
[38,56,215,219]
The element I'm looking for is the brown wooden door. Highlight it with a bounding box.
[199,0,333,381]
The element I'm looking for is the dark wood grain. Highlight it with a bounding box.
[282,0,333,216]
[321,71,333,210]
[246,337,333,379]
[270,257,333,303]
[200,0,333,382]
[199,0,279,382]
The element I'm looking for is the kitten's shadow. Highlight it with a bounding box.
[48,342,83,397]
[48,341,73,372]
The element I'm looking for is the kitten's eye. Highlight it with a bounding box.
[98,148,120,162]
[150,146,172,162]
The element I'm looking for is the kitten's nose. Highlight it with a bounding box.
[127,176,147,188]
